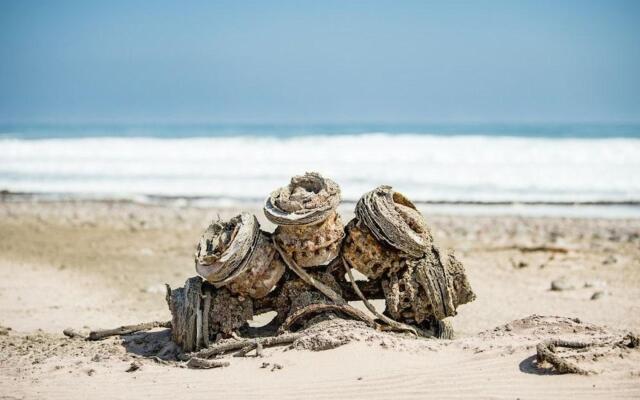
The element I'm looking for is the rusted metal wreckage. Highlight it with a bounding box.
[167,172,475,352]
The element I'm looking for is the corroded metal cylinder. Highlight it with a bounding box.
[195,212,285,299]
[342,186,474,322]
[264,172,344,267]
[342,185,432,279]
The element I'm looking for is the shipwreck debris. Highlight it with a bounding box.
[66,172,477,365]
[164,176,475,351]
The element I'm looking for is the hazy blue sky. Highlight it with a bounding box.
[1,0,639,123]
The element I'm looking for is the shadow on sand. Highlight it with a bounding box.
[518,354,563,375]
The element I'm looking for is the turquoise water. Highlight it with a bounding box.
[2,122,640,139]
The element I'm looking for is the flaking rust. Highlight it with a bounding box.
[344,186,475,327]
[265,172,345,267]
[167,173,476,351]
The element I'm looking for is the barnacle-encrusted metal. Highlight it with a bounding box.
[195,212,285,299]
[382,248,475,323]
[343,185,474,325]
[265,172,344,267]
[343,186,432,279]
[168,177,476,351]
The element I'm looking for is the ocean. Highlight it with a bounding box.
[1,123,639,216]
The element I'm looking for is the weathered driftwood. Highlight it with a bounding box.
[166,277,257,351]
[482,245,570,254]
[202,292,211,348]
[192,333,302,359]
[227,231,285,299]
[166,277,202,352]
[233,342,258,357]
[273,211,345,268]
[338,278,386,301]
[88,321,171,341]
[186,357,230,369]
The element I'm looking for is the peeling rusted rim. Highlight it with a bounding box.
[195,212,260,285]
[355,185,431,258]
[263,172,341,226]
[214,231,279,288]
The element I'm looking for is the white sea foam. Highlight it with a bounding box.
[1,134,639,204]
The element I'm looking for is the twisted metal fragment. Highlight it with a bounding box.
[274,241,346,305]
[536,339,594,375]
[274,241,377,329]
[279,303,375,333]
[342,256,419,336]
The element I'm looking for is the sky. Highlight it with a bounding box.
[0,0,639,124]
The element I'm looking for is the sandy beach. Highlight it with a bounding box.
[0,200,638,399]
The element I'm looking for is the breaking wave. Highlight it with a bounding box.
[1,133,639,204]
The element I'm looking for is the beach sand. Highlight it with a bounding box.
[1,200,639,399]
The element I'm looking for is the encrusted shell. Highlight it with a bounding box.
[194,212,285,299]
[342,218,406,279]
[264,172,341,226]
[355,186,432,258]
[274,210,344,268]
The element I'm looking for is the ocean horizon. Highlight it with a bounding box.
[2,121,640,140]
